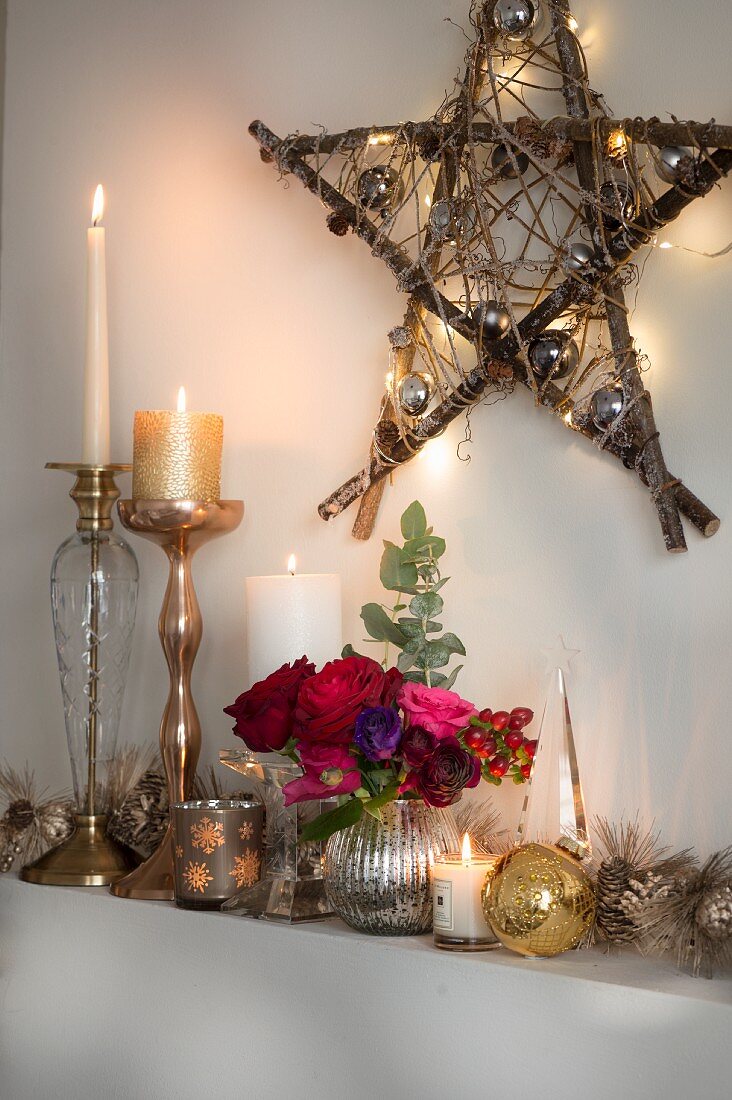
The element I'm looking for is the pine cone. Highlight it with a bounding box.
[388,325,412,350]
[595,856,638,943]
[6,798,34,833]
[696,884,732,941]
[416,128,443,163]
[108,770,168,857]
[375,420,400,450]
[513,116,573,167]
[39,801,74,845]
[326,211,350,236]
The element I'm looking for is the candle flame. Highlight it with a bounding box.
[461,832,472,862]
[177,386,187,413]
[287,554,297,575]
[92,184,104,226]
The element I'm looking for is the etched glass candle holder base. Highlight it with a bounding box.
[219,750,334,923]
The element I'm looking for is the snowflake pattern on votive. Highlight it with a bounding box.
[238,822,254,840]
[175,844,184,859]
[183,860,213,894]
[229,850,261,888]
[190,816,225,854]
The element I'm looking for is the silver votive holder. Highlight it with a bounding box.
[171,799,263,911]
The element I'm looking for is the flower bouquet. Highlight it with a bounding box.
[224,502,534,845]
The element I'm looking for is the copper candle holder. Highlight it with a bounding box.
[110,499,243,900]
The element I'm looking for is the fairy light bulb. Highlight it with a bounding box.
[606,129,628,159]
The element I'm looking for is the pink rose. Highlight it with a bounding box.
[397,682,477,740]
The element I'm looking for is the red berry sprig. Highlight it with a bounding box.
[461,706,535,785]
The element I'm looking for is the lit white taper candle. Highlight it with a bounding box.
[82,184,111,464]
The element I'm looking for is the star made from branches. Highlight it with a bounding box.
[250,0,730,553]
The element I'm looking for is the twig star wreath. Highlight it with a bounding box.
[250,0,732,552]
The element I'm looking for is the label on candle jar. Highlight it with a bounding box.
[433,878,454,931]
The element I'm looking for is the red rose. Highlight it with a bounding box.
[294,656,387,743]
[382,666,404,707]
[223,656,315,752]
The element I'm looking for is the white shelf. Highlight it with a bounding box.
[1,873,730,1100]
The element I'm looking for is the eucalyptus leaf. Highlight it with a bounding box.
[360,602,407,646]
[409,591,444,619]
[396,649,417,673]
[415,641,451,669]
[299,798,364,843]
[400,500,427,540]
[397,618,443,640]
[401,535,446,562]
[440,632,466,656]
[441,664,463,690]
[380,542,419,593]
[341,643,366,659]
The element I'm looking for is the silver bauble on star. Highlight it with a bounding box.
[564,241,595,272]
[655,146,691,185]
[475,299,511,340]
[529,331,580,380]
[397,372,433,416]
[590,383,624,429]
[599,178,637,230]
[356,165,404,211]
[429,199,477,244]
[493,0,538,41]
[491,143,530,179]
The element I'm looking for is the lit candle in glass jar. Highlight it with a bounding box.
[433,833,499,951]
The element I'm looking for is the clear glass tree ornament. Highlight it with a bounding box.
[51,512,138,810]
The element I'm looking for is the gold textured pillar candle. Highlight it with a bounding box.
[133,387,223,500]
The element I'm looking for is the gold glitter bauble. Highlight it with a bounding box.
[481,843,596,958]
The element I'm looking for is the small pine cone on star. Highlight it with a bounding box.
[375,419,400,452]
[326,211,350,236]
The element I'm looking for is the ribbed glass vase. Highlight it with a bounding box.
[323,799,459,935]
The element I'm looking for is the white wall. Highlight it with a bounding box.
[1,0,731,852]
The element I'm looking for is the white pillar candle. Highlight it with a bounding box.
[82,184,111,465]
[433,834,499,950]
[245,556,341,684]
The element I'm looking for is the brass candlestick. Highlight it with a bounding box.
[22,463,140,886]
[110,499,244,900]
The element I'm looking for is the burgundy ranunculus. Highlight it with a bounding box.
[400,724,437,767]
[407,736,481,808]
[223,656,315,753]
[293,656,387,744]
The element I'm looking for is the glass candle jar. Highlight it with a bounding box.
[171,799,263,911]
[433,836,499,951]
